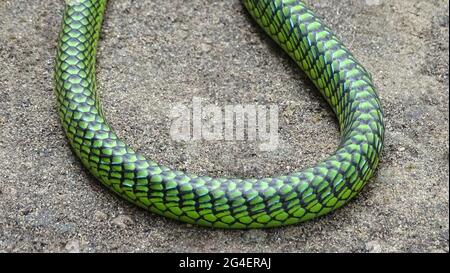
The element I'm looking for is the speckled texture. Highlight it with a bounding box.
[0,0,448,252]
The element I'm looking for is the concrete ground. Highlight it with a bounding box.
[0,0,448,253]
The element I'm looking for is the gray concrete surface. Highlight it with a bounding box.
[0,0,448,253]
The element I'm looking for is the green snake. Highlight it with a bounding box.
[55,0,385,228]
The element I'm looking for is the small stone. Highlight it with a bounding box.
[365,240,382,253]
[200,43,212,53]
[65,240,80,253]
[112,215,133,228]
[4,187,17,196]
[94,211,107,222]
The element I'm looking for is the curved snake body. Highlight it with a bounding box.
[55,0,385,228]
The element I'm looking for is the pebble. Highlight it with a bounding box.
[112,215,134,228]
[65,240,80,253]
[200,43,212,53]
[94,211,108,222]
[365,240,382,253]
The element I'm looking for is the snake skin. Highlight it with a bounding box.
[54,0,385,228]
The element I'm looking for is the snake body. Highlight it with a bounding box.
[55,0,384,228]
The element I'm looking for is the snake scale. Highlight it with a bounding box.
[55,0,385,228]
